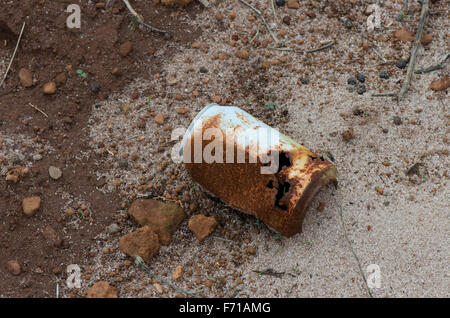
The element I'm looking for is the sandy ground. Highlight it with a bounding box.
[2,1,449,298]
[81,0,449,298]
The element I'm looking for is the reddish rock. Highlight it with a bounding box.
[154,114,164,125]
[22,196,41,217]
[6,166,28,183]
[43,226,63,247]
[6,260,21,276]
[112,66,121,75]
[430,76,450,91]
[172,265,183,281]
[119,41,133,57]
[52,266,63,275]
[341,127,355,142]
[287,0,300,9]
[420,33,432,45]
[176,107,188,114]
[127,199,186,245]
[87,281,119,298]
[235,49,249,60]
[188,214,218,242]
[394,29,414,42]
[55,72,67,85]
[18,68,33,87]
[119,226,159,261]
[43,81,57,94]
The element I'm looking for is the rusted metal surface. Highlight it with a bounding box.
[181,104,337,237]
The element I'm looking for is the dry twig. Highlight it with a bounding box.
[0,22,26,88]
[398,0,429,100]
[239,0,279,43]
[374,0,430,100]
[414,52,450,74]
[28,103,48,118]
[337,206,374,298]
[371,93,398,97]
[267,41,335,54]
[122,0,169,34]
[270,0,279,24]
[307,41,335,53]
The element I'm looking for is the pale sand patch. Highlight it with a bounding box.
[82,0,449,297]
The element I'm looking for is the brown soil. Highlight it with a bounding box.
[0,0,201,297]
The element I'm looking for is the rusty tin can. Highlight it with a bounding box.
[180,104,337,237]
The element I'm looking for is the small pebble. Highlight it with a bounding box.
[118,159,128,169]
[43,82,57,94]
[107,223,120,234]
[119,41,133,57]
[275,0,285,6]
[379,71,390,79]
[23,196,41,217]
[49,166,62,180]
[199,67,208,73]
[347,77,357,85]
[33,154,42,161]
[6,260,21,276]
[12,155,21,165]
[393,116,402,125]
[344,19,353,29]
[357,85,366,95]
[19,68,33,87]
[282,15,290,25]
[395,59,407,69]
[90,82,101,93]
[300,77,309,84]
[352,106,363,116]
[154,114,164,125]
[356,72,366,83]
[341,127,355,142]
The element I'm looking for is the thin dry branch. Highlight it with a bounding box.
[239,0,279,44]
[398,0,429,100]
[414,52,450,74]
[307,41,335,53]
[337,206,374,298]
[122,0,169,34]
[374,0,430,100]
[28,103,48,118]
[0,22,26,88]
[122,0,143,20]
[270,0,279,24]
[267,41,335,54]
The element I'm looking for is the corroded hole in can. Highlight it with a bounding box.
[277,151,292,173]
[262,151,292,173]
[274,181,290,210]
[264,150,293,211]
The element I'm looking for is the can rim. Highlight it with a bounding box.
[178,103,220,157]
